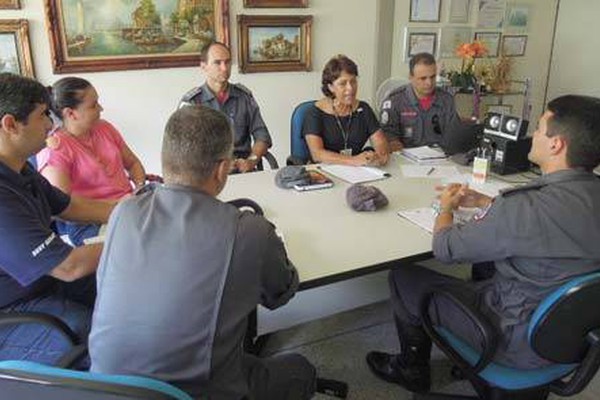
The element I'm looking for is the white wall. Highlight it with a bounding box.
[546,0,600,101]
[390,0,558,125]
[5,0,384,172]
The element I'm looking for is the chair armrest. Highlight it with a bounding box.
[227,198,264,216]
[0,312,81,346]
[263,152,279,170]
[551,328,600,396]
[420,289,498,374]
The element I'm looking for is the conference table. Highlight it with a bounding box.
[220,153,443,290]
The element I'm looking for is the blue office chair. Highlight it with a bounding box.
[287,100,316,165]
[416,271,600,400]
[0,360,193,399]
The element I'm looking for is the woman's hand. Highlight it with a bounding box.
[352,151,375,166]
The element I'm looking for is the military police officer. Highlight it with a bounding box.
[380,52,460,151]
[179,41,272,173]
[367,95,600,394]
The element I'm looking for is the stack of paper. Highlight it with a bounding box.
[401,146,447,164]
[319,165,390,184]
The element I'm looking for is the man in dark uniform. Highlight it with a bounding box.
[0,73,114,365]
[90,105,315,400]
[179,41,272,173]
[380,52,461,152]
[367,95,600,393]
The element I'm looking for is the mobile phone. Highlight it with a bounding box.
[293,170,334,191]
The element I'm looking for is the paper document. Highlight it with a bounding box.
[398,207,480,234]
[401,146,447,164]
[319,165,390,184]
[401,165,461,179]
[443,173,514,198]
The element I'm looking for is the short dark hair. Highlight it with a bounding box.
[546,95,600,171]
[199,41,230,63]
[50,77,92,121]
[321,55,359,98]
[162,105,233,182]
[0,73,50,123]
[409,52,436,76]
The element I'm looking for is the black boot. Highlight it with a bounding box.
[366,350,431,393]
[366,324,432,393]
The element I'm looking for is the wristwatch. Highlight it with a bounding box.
[247,154,259,162]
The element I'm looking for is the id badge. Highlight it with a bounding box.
[340,148,352,156]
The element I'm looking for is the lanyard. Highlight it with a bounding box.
[332,103,354,150]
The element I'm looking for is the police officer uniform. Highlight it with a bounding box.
[389,168,600,369]
[179,83,272,158]
[380,84,460,149]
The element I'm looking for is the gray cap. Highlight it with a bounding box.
[275,165,311,189]
[346,184,389,211]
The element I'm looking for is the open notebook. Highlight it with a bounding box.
[398,207,479,234]
[319,165,390,184]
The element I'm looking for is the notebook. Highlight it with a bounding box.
[319,165,390,184]
[401,146,447,164]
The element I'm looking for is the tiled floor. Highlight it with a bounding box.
[262,301,600,400]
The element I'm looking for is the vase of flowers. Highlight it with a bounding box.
[447,41,488,92]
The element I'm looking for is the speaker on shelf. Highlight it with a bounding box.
[482,112,531,175]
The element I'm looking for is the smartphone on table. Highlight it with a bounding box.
[293,170,334,191]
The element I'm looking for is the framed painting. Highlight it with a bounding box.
[44,0,230,73]
[409,0,441,22]
[237,15,312,73]
[243,0,308,8]
[0,19,34,77]
[0,0,20,10]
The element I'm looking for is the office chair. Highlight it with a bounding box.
[287,100,316,165]
[0,311,87,368]
[416,271,600,400]
[0,360,193,400]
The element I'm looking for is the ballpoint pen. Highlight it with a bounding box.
[426,167,435,176]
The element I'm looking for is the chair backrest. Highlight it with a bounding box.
[0,360,193,400]
[528,271,600,364]
[290,100,316,164]
[374,77,409,113]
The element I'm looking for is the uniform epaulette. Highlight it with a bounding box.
[181,86,203,102]
[388,85,408,98]
[233,83,254,97]
[500,181,546,197]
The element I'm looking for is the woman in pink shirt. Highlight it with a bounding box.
[38,77,146,245]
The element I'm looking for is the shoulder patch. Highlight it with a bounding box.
[233,83,254,97]
[46,135,60,150]
[181,86,203,103]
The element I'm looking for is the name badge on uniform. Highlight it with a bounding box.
[340,148,352,156]
[401,110,418,118]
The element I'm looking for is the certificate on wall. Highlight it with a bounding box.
[409,0,441,22]
[477,0,507,29]
[448,0,471,23]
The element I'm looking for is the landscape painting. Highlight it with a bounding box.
[45,0,230,73]
[237,15,312,73]
[0,20,34,77]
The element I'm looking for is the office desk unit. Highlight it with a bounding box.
[220,154,445,290]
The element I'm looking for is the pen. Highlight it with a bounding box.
[426,167,435,176]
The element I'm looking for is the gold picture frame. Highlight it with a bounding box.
[237,14,312,74]
[243,0,308,8]
[0,0,20,10]
[44,0,230,74]
[0,19,34,77]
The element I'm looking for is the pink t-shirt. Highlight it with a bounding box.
[37,119,133,200]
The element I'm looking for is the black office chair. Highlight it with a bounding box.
[287,100,316,166]
[0,360,193,400]
[417,271,600,400]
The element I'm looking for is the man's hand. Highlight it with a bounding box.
[435,184,492,209]
[234,158,258,173]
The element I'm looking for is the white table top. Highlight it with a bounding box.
[219,154,447,288]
